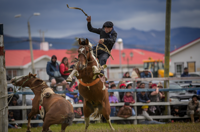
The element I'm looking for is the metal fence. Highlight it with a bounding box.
[8,77,200,124]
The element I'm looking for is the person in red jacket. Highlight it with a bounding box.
[123,92,136,116]
[123,92,135,104]
[59,57,70,79]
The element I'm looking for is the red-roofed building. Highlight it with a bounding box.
[170,37,200,76]
[5,49,164,79]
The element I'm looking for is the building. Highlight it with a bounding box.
[5,49,164,80]
[170,37,200,76]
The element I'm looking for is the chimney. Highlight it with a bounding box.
[40,42,49,51]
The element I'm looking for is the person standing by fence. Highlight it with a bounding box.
[187,95,200,123]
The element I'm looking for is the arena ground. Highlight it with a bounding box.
[8,122,200,132]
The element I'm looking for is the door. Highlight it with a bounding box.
[187,62,196,73]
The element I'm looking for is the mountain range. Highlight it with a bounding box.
[4,27,200,53]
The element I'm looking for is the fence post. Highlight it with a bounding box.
[0,24,8,132]
[164,0,171,118]
[22,89,27,122]
[133,79,137,124]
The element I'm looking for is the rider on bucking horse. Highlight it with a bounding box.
[66,16,117,82]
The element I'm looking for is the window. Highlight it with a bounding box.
[175,62,184,75]
[6,70,18,78]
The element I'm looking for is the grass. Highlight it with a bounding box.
[8,123,200,132]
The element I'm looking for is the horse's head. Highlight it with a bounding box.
[11,73,37,87]
[78,38,92,70]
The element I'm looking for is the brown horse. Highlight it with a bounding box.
[75,38,115,131]
[11,73,74,132]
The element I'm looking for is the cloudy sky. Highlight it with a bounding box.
[0,0,200,38]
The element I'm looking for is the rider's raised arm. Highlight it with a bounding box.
[87,22,101,34]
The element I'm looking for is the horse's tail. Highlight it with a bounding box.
[62,112,75,125]
[91,108,101,119]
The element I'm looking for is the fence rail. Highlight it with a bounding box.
[7,77,200,124]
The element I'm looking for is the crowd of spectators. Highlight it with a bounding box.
[45,58,200,124]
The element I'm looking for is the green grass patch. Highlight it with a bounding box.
[8,123,200,132]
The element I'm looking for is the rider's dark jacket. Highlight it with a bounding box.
[87,22,117,52]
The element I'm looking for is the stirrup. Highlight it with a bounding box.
[92,66,100,74]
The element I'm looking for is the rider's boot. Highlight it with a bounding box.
[66,69,79,82]
[92,64,107,75]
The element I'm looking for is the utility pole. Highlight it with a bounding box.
[164,0,171,115]
[0,24,8,132]
[28,21,35,74]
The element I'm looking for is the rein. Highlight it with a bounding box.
[96,43,114,60]
[15,76,48,91]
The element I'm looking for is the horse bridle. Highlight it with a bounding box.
[78,45,93,68]
[14,76,48,90]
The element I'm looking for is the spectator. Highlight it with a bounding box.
[124,92,135,104]
[126,82,132,89]
[46,55,68,90]
[139,105,165,124]
[119,83,126,101]
[140,68,152,78]
[117,102,134,124]
[109,81,115,85]
[138,82,145,89]
[148,81,152,88]
[131,68,141,79]
[187,95,200,123]
[148,84,163,115]
[66,83,79,103]
[137,92,150,103]
[9,97,21,121]
[137,91,150,115]
[109,92,118,123]
[8,110,19,129]
[171,106,185,122]
[7,87,19,106]
[74,107,84,118]
[123,72,131,78]
[59,57,70,80]
[136,81,141,89]
[110,84,120,102]
[157,82,165,102]
[109,92,118,103]
[181,67,192,83]
[126,82,134,99]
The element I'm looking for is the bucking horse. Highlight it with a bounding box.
[71,38,115,131]
[11,73,74,132]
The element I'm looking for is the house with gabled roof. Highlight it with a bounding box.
[170,37,200,76]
